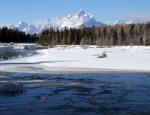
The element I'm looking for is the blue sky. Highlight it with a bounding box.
[0,0,150,26]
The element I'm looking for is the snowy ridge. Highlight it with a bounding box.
[113,17,149,25]
[7,21,38,34]
[7,9,104,34]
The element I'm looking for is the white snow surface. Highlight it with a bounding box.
[0,44,150,73]
[27,46,150,71]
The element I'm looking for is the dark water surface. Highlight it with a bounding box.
[0,73,150,115]
[0,46,36,61]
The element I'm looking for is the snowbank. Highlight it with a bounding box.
[27,46,150,71]
[0,45,150,73]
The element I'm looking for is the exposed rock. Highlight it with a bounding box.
[97,53,107,58]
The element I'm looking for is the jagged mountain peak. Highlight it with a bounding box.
[18,21,27,25]
[75,9,86,17]
[74,9,94,19]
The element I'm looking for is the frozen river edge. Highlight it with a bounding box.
[0,44,150,74]
[0,61,150,75]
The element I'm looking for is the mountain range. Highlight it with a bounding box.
[7,9,150,34]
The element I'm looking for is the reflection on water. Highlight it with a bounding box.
[0,50,23,60]
[0,82,25,96]
[0,73,150,115]
[0,47,35,61]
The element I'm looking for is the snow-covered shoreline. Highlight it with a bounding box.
[0,45,150,74]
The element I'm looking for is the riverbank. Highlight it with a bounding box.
[0,45,150,74]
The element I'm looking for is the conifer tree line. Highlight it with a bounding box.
[38,22,150,46]
[0,23,150,46]
[0,27,38,43]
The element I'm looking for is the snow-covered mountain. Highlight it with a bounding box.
[7,9,104,34]
[113,17,149,25]
[7,9,150,34]
[7,21,38,34]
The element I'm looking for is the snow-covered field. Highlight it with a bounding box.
[0,44,150,73]
[28,45,150,71]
